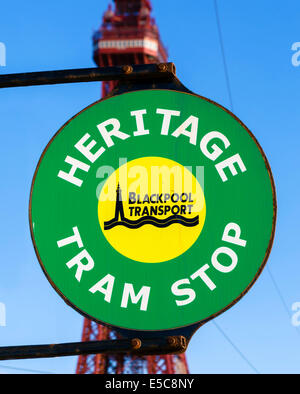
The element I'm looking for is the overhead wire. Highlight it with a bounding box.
[215,0,299,336]
[0,363,54,374]
[213,0,234,112]
[212,321,260,374]
[212,0,263,374]
[213,0,300,376]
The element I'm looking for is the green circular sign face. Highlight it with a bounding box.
[30,90,276,331]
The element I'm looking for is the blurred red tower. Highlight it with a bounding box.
[76,0,189,374]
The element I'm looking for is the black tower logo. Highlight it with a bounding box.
[104,185,199,230]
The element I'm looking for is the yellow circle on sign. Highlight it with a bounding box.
[98,157,206,263]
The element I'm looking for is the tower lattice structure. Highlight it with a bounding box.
[76,0,189,374]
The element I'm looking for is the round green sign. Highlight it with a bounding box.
[30,89,276,331]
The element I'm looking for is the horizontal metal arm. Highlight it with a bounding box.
[0,63,176,89]
[0,335,187,361]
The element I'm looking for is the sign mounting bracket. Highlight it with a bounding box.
[0,62,181,89]
[0,335,187,361]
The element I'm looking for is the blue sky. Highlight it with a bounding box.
[0,0,300,374]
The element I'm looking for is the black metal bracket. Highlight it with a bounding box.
[0,62,193,96]
[0,63,176,89]
[0,336,187,361]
